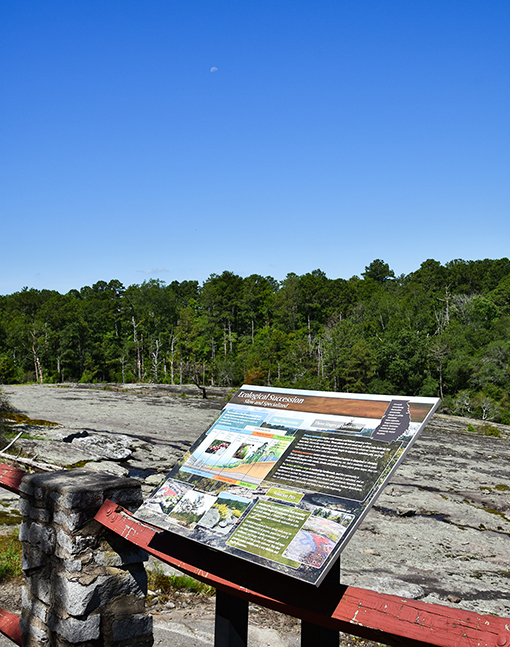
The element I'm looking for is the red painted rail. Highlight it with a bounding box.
[0,463,25,495]
[0,463,25,645]
[0,610,22,646]
[96,499,510,647]
[2,463,509,647]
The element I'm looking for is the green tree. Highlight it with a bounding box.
[362,259,395,283]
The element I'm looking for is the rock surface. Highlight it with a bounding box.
[1,383,509,620]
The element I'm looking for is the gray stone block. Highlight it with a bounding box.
[63,558,83,573]
[60,489,104,511]
[53,508,85,532]
[104,487,143,511]
[21,587,49,623]
[49,613,101,642]
[20,520,56,554]
[56,568,145,616]
[22,469,137,510]
[25,573,52,605]
[54,574,109,616]
[56,527,98,555]
[18,520,29,541]
[29,522,56,554]
[21,543,45,571]
[19,497,52,522]
[20,612,49,644]
[112,613,153,641]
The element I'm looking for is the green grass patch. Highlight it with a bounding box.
[148,564,214,598]
[495,484,510,492]
[0,532,22,582]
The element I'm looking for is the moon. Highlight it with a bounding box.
[210,67,218,72]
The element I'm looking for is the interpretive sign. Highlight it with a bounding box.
[135,386,440,585]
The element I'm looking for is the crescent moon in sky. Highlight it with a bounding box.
[210,67,218,72]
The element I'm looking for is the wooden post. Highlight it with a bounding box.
[301,558,340,647]
[214,588,249,647]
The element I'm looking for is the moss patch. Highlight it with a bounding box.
[0,509,23,525]
[1,412,59,427]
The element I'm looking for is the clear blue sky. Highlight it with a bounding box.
[1,0,509,295]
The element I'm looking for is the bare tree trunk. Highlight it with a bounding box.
[31,327,43,384]
[132,317,142,381]
[151,339,160,382]
[210,337,215,386]
[430,338,448,399]
[170,335,175,384]
[192,373,207,399]
[141,334,145,381]
[438,285,451,327]
[317,337,324,377]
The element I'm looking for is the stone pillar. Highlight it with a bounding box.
[19,469,153,647]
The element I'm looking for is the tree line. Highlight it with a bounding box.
[1,257,510,423]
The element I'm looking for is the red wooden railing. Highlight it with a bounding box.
[1,461,509,647]
[0,463,25,495]
[0,463,25,646]
[95,499,510,647]
[0,610,21,647]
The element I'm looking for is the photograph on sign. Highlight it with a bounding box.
[135,386,440,585]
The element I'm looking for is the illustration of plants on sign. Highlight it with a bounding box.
[205,439,231,455]
[312,508,354,527]
[139,478,191,516]
[233,443,255,460]
[170,490,217,529]
[198,492,251,534]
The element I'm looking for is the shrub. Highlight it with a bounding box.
[481,425,502,437]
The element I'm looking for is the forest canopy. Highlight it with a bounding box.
[1,257,510,423]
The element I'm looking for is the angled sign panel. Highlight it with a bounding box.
[135,386,440,586]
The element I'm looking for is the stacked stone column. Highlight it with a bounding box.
[19,469,153,647]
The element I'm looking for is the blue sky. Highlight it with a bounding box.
[1,1,509,295]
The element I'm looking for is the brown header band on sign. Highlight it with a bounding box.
[231,390,433,423]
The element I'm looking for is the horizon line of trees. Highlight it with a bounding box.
[1,257,510,424]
